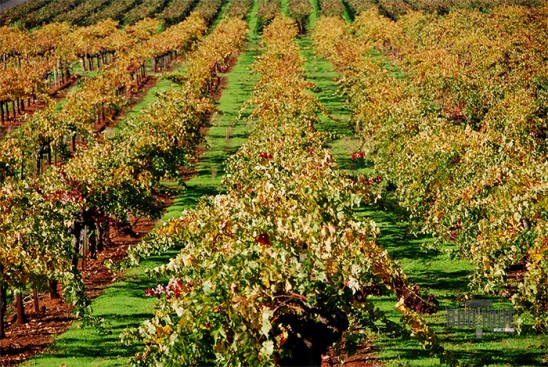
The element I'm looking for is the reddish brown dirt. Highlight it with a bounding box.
[322,339,382,367]
[0,195,171,366]
[0,77,78,135]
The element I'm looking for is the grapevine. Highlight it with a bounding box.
[123,15,455,366]
[0,11,211,337]
[313,7,548,331]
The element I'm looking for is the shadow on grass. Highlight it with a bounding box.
[103,277,159,300]
[453,347,546,367]
[376,337,547,367]
[177,184,220,206]
[354,198,474,297]
[336,157,373,171]
[38,331,141,360]
[411,269,470,292]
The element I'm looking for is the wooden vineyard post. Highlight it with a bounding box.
[33,288,40,313]
[14,289,26,324]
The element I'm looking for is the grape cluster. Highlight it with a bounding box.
[395,281,439,315]
[355,175,383,185]
[259,152,273,159]
[145,278,185,299]
[254,233,271,245]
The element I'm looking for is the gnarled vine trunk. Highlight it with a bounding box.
[0,264,6,338]
[14,290,26,324]
[275,301,349,366]
[69,213,85,272]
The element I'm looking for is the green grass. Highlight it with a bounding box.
[298,36,363,171]
[299,30,548,367]
[162,38,260,220]
[175,0,262,207]
[23,252,177,367]
[341,0,354,22]
[280,0,289,16]
[309,0,320,24]
[22,6,262,365]
[211,0,232,28]
[112,77,176,132]
[247,0,261,39]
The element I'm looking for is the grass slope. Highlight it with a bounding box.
[163,0,262,221]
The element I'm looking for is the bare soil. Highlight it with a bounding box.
[322,340,382,367]
[0,77,78,139]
